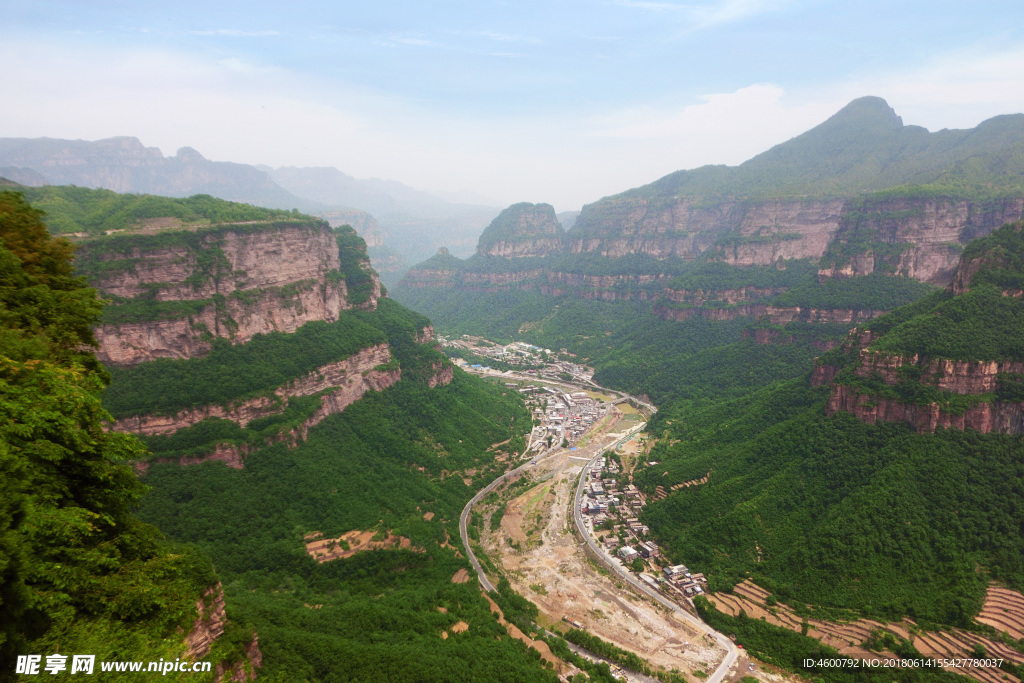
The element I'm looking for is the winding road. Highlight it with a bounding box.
[458,375,738,683]
[573,446,739,683]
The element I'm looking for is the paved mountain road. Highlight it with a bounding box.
[458,375,739,682]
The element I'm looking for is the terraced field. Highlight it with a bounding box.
[979,587,1024,641]
[709,581,1024,683]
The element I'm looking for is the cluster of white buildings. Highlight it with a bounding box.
[580,453,710,603]
[527,387,607,449]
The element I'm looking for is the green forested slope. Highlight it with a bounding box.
[611,97,1024,204]
[637,223,1024,627]
[17,186,303,236]
[136,352,548,681]
[35,187,558,680]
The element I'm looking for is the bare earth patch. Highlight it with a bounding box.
[451,568,470,584]
[304,529,416,563]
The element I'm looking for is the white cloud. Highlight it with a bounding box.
[683,0,792,31]
[829,46,1024,130]
[384,34,439,47]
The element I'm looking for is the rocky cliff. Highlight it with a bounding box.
[819,195,1024,284]
[826,384,1024,433]
[565,197,846,263]
[79,220,380,365]
[818,333,1024,435]
[398,99,1024,306]
[662,285,789,306]
[655,301,883,325]
[476,202,565,257]
[817,222,1024,434]
[184,583,262,682]
[114,344,395,436]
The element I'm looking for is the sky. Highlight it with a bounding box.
[3,0,1024,210]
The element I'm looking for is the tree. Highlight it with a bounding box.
[0,191,168,668]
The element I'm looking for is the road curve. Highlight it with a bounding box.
[573,445,739,683]
[457,380,736,681]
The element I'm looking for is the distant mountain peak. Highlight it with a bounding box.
[822,96,903,130]
[175,146,206,162]
[476,202,564,258]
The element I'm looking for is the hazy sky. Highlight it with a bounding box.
[3,0,1024,209]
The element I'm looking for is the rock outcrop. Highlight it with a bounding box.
[213,634,262,683]
[655,302,884,325]
[476,203,565,257]
[182,583,262,681]
[115,344,395,437]
[820,196,1024,285]
[427,361,455,388]
[80,221,380,365]
[185,584,228,660]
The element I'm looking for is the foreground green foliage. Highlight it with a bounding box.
[0,191,221,677]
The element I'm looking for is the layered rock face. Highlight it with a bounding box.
[566,197,845,263]
[476,202,565,257]
[566,196,740,258]
[826,385,1024,433]
[81,221,380,365]
[655,302,883,324]
[820,196,1024,284]
[121,345,404,469]
[816,228,1024,434]
[569,194,1024,284]
[114,344,395,436]
[819,337,1024,435]
[662,285,789,306]
[184,584,262,682]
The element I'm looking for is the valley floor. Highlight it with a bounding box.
[472,401,796,682]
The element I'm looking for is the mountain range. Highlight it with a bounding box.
[0,136,505,281]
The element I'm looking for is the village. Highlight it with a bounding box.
[440,335,611,452]
[580,454,710,606]
[439,334,594,383]
[453,334,737,683]
[445,333,712,609]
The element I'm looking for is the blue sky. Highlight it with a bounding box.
[3,0,1024,208]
